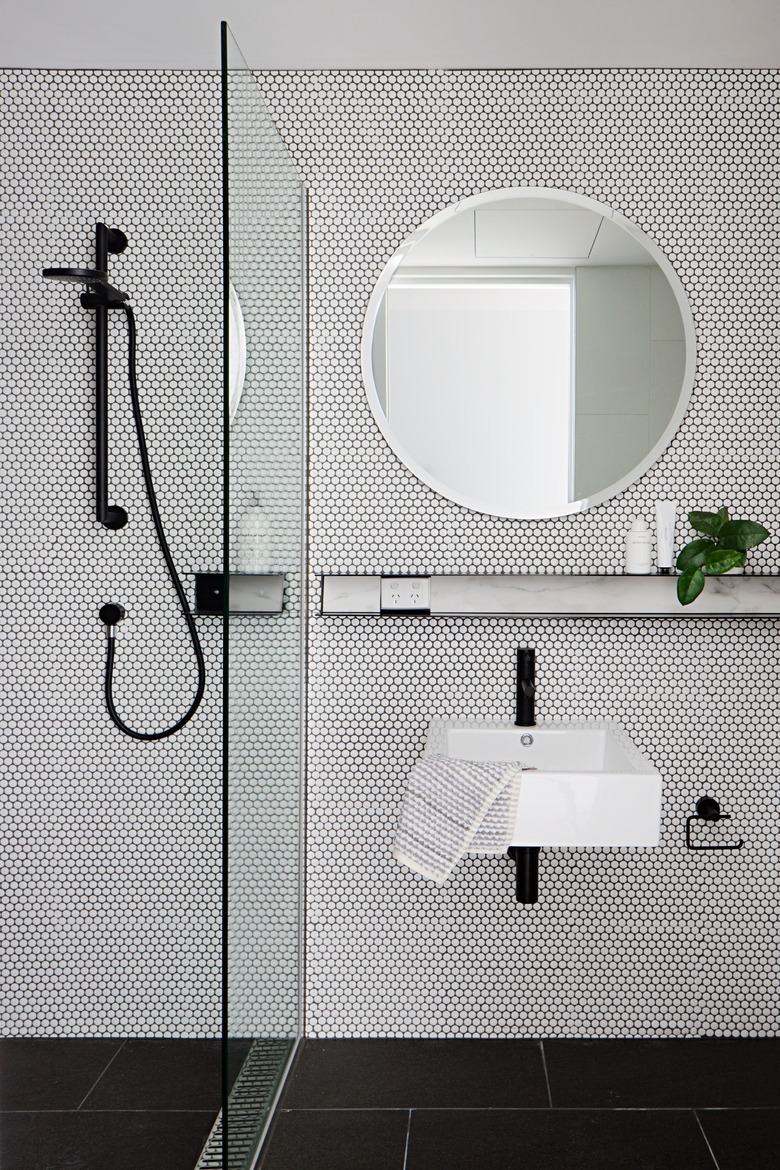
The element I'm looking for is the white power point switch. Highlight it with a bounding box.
[380,577,431,612]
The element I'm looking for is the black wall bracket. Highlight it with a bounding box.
[195,573,285,615]
[685,796,744,851]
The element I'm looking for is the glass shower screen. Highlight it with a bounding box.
[220,23,306,1170]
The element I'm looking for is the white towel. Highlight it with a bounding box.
[393,753,524,884]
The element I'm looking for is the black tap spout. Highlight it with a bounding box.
[514,647,536,727]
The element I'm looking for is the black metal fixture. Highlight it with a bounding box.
[509,647,540,901]
[44,224,130,529]
[98,603,126,628]
[514,646,536,727]
[508,846,540,904]
[685,796,744,851]
[194,572,285,615]
[44,226,205,740]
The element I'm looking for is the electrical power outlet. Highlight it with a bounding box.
[380,576,431,612]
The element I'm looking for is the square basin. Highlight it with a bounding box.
[424,718,662,848]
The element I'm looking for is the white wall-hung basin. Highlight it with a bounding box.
[424,718,662,847]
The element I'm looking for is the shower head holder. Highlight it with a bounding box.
[42,268,130,308]
[80,285,130,309]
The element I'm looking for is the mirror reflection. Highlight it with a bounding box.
[362,189,696,519]
[228,281,247,426]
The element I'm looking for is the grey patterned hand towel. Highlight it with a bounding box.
[393,753,524,884]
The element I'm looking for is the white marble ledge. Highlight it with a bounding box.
[320,573,780,617]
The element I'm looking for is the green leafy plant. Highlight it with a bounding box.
[676,507,771,605]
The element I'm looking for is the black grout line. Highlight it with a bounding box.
[694,1111,724,1170]
[539,1040,553,1108]
[75,1039,128,1111]
[81,1108,219,1114]
[401,1109,412,1170]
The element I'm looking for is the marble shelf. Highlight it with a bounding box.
[320,573,780,618]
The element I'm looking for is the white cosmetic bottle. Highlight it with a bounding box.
[235,501,275,572]
[624,517,653,574]
[655,500,677,574]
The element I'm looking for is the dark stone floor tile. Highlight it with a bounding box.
[280,1039,549,1109]
[543,1039,780,1108]
[697,1109,780,1170]
[260,1110,409,1170]
[81,1039,223,1111]
[0,1110,216,1170]
[0,1039,124,1110]
[406,1109,718,1170]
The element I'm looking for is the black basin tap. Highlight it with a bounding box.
[514,647,536,727]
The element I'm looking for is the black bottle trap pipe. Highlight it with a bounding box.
[508,847,540,904]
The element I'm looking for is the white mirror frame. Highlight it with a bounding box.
[361,187,697,520]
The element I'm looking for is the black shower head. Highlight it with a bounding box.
[43,266,104,284]
[42,266,129,305]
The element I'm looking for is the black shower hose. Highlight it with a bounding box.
[102,304,206,740]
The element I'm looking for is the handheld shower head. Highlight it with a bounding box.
[43,225,129,305]
[42,266,105,283]
[42,267,129,306]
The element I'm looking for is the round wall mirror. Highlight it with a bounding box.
[362,188,696,519]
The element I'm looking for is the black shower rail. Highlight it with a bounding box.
[43,224,206,740]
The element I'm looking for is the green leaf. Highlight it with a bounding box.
[688,510,725,537]
[677,566,706,606]
[676,538,715,571]
[717,520,771,550]
[704,548,746,574]
[717,506,730,522]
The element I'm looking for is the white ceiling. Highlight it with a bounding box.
[2,0,779,68]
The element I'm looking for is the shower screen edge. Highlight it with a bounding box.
[218,21,308,1170]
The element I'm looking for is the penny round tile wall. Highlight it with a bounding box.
[0,71,223,1036]
[259,69,780,1037]
[4,65,780,1045]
